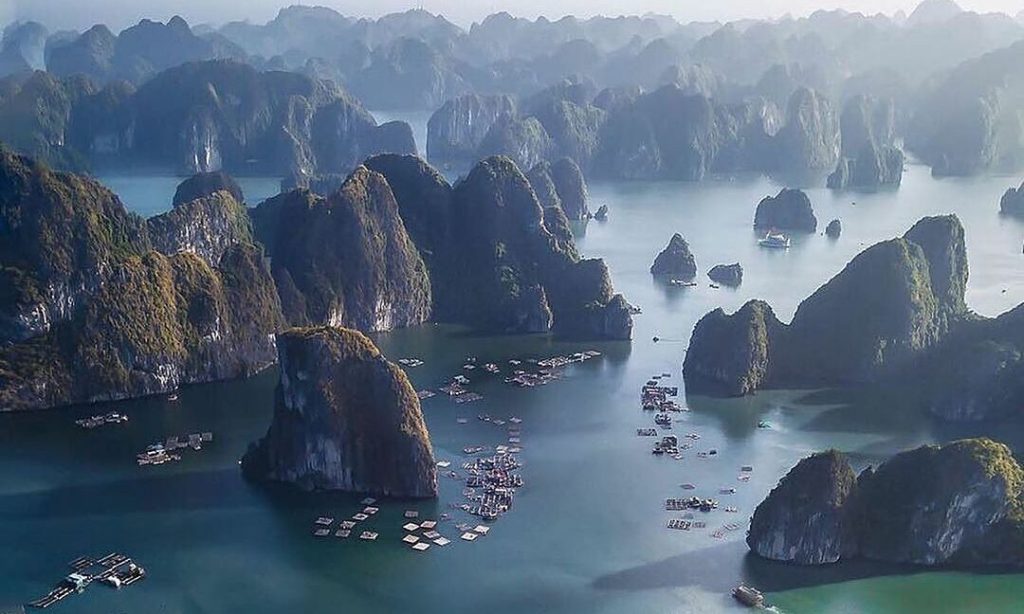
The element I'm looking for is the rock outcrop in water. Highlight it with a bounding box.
[0,148,282,411]
[683,300,781,396]
[1000,181,1024,216]
[754,188,817,232]
[685,215,969,395]
[826,218,842,238]
[251,166,431,332]
[747,450,859,564]
[365,154,633,339]
[241,326,437,498]
[708,263,743,286]
[749,439,1024,568]
[650,234,697,279]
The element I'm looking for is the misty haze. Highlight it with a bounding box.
[1,1,1024,613]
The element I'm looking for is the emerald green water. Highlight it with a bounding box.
[1,163,1023,613]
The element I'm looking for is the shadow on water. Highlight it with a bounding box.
[0,468,259,519]
[592,540,750,593]
[593,539,1019,596]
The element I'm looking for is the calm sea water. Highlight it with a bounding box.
[97,175,283,217]
[2,163,1023,613]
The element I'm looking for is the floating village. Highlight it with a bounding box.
[301,350,604,555]
[27,553,146,609]
[136,431,214,466]
[54,346,765,608]
[635,372,756,542]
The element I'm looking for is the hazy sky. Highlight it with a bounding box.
[2,0,1022,32]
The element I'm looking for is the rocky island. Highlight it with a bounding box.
[827,95,904,190]
[827,144,904,190]
[251,166,432,333]
[753,188,818,232]
[708,263,743,286]
[241,326,437,498]
[1000,181,1024,216]
[365,154,633,339]
[650,234,697,279]
[748,438,1024,568]
[685,215,968,395]
[0,149,282,411]
[0,60,416,176]
[825,218,842,238]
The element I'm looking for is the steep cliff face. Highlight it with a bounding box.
[251,166,431,332]
[907,40,1024,177]
[366,154,633,339]
[148,187,253,267]
[527,162,562,210]
[0,148,282,411]
[477,114,553,171]
[754,188,818,232]
[426,93,517,165]
[241,326,437,498]
[684,215,970,394]
[747,450,859,564]
[0,147,149,343]
[840,95,896,157]
[914,305,1024,422]
[827,143,904,190]
[531,98,607,171]
[772,87,841,172]
[549,157,590,220]
[527,158,590,220]
[781,238,941,383]
[748,439,1024,568]
[855,439,1024,566]
[0,71,96,171]
[650,233,697,279]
